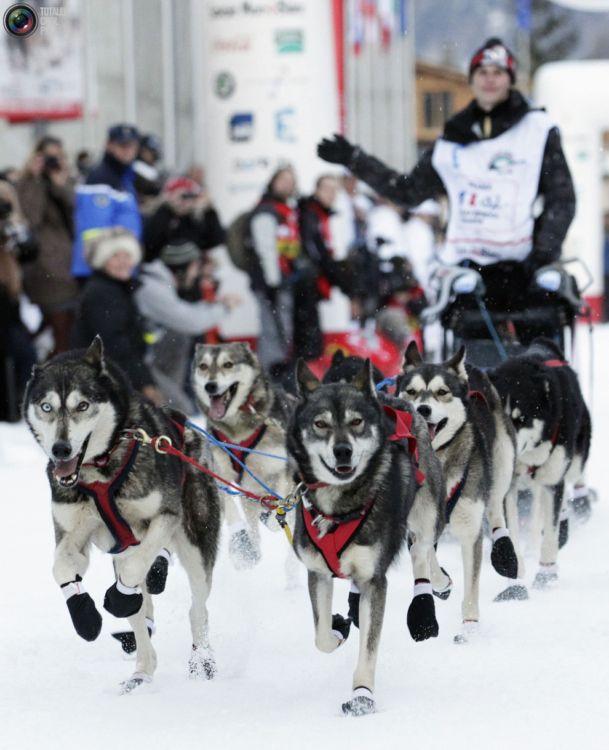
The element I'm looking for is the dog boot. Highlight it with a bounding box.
[61,578,102,642]
[228,525,261,569]
[188,645,217,680]
[407,580,439,642]
[433,567,453,601]
[111,618,155,655]
[146,549,171,595]
[570,485,592,524]
[331,613,352,642]
[104,580,143,618]
[494,582,529,602]
[348,582,360,628]
[490,528,518,579]
[532,563,558,590]
[454,620,479,645]
[342,687,376,717]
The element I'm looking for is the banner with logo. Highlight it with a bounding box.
[201,0,340,221]
[0,1,83,122]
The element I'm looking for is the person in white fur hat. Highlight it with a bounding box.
[71,227,161,403]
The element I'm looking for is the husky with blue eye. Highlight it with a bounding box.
[23,337,221,693]
[287,358,446,716]
[396,342,518,643]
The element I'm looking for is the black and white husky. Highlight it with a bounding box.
[490,338,591,597]
[23,337,222,692]
[397,343,518,642]
[288,359,447,716]
[192,342,296,573]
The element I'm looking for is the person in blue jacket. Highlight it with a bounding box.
[71,124,142,279]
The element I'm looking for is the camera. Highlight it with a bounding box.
[3,3,38,38]
[43,155,61,173]
[0,199,13,222]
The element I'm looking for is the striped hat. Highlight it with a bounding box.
[160,240,201,267]
[469,38,516,83]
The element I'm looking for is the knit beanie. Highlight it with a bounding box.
[84,227,142,270]
[160,240,201,268]
[469,38,516,83]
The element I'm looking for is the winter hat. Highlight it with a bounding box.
[469,38,516,83]
[164,176,201,197]
[84,227,142,270]
[107,123,139,144]
[160,240,201,268]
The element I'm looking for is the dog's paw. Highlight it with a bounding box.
[63,585,102,642]
[146,551,170,595]
[532,565,558,590]
[407,584,439,642]
[494,584,529,602]
[119,671,152,695]
[342,688,375,717]
[103,581,143,618]
[558,518,569,549]
[315,630,344,653]
[229,528,261,570]
[347,591,360,628]
[188,646,217,680]
[433,567,453,601]
[490,531,518,579]
[453,620,479,645]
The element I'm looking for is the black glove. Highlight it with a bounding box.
[146,551,170,595]
[265,285,279,306]
[61,578,102,642]
[317,133,357,167]
[103,580,143,618]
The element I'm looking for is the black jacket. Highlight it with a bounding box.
[86,152,135,193]
[350,90,575,271]
[143,203,225,262]
[71,271,153,390]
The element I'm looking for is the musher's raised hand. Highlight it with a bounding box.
[317,133,357,166]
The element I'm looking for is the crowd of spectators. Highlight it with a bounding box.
[0,122,434,421]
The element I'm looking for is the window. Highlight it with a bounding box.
[423,91,453,128]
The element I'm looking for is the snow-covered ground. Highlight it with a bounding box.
[1,327,608,750]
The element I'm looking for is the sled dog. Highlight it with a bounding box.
[24,337,221,692]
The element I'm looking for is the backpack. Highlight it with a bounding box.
[225,210,255,273]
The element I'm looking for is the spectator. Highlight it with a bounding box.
[75,150,92,182]
[133,133,163,213]
[71,227,160,403]
[143,176,224,262]
[17,136,79,355]
[295,174,346,360]
[249,166,300,377]
[0,180,38,421]
[135,240,239,412]
[72,123,142,279]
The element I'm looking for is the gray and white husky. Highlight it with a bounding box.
[490,338,591,598]
[192,342,296,573]
[23,337,222,692]
[397,343,518,643]
[288,359,447,716]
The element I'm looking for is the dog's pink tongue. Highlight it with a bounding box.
[428,424,437,440]
[53,456,79,478]
[209,395,227,421]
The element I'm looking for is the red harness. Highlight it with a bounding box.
[211,425,267,482]
[301,405,424,578]
[78,418,185,555]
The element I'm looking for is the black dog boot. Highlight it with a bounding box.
[331,613,352,642]
[111,618,155,655]
[407,580,439,642]
[348,584,360,628]
[342,687,376,717]
[103,579,143,618]
[146,549,171,595]
[61,578,102,642]
[490,528,518,579]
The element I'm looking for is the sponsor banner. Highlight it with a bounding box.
[0,1,83,122]
[201,0,340,336]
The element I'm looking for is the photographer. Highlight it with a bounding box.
[0,180,38,421]
[143,175,225,262]
[17,136,79,354]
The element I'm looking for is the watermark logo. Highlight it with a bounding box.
[3,3,66,38]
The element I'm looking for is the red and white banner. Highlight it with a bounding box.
[0,1,83,123]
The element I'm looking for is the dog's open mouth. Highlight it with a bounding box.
[321,458,356,480]
[53,435,90,488]
[427,418,448,441]
[208,383,239,421]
